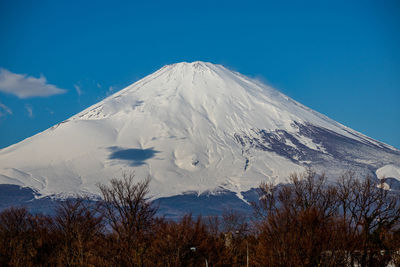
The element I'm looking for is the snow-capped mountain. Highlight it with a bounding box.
[0,62,399,212]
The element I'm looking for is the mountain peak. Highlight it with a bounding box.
[0,62,398,199]
[169,61,214,69]
[74,61,388,148]
[161,61,225,77]
[156,61,219,75]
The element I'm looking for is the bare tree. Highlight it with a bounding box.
[252,170,346,266]
[0,207,55,266]
[52,198,104,266]
[0,207,35,266]
[98,173,156,266]
[149,214,223,267]
[337,174,400,266]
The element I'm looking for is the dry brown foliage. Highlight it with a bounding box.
[0,170,399,266]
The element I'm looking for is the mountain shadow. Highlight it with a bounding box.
[108,146,159,166]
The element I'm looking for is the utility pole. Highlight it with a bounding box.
[236,230,249,267]
[246,239,249,267]
[190,247,208,267]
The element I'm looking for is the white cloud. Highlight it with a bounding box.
[106,86,115,96]
[0,68,67,98]
[46,108,54,115]
[74,84,82,96]
[25,104,33,118]
[0,102,12,117]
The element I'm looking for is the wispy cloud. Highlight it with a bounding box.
[0,102,12,117]
[0,68,67,98]
[25,104,33,118]
[106,86,115,96]
[74,84,82,96]
[46,108,54,115]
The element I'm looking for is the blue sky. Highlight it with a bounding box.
[0,0,399,149]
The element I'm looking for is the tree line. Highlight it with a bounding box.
[0,170,399,266]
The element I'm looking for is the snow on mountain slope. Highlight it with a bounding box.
[0,61,399,199]
[376,165,400,181]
